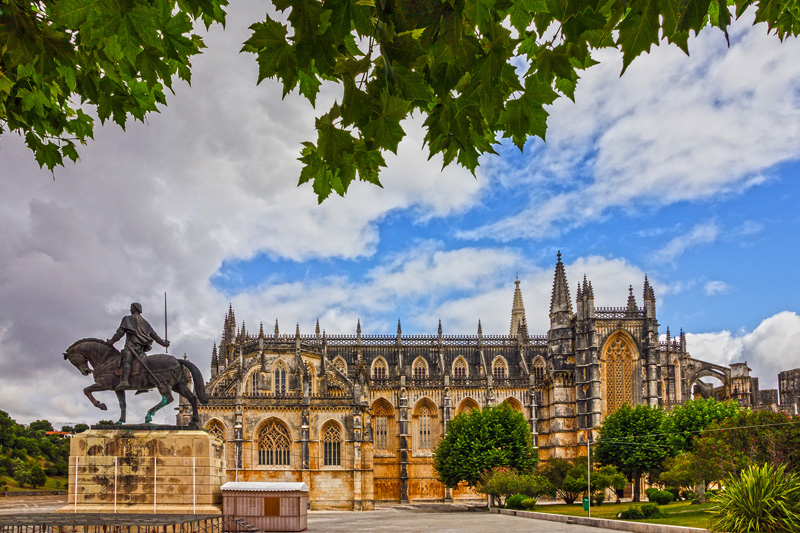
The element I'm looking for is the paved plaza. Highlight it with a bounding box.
[0,495,622,533]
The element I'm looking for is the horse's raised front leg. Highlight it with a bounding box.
[84,382,108,411]
[115,390,127,425]
[144,390,174,424]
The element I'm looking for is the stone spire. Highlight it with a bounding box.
[438,319,443,344]
[626,285,637,313]
[477,320,483,342]
[509,277,528,338]
[258,322,265,339]
[549,251,572,315]
[315,318,321,344]
[274,319,280,340]
[357,319,362,345]
[211,342,218,377]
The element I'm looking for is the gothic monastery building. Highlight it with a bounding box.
[187,253,795,510]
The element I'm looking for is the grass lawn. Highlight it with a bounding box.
[1,475,67,491]
[532,500,715,529]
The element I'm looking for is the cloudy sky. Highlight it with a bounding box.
[2,2,800,427]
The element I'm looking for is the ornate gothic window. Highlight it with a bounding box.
[604,335,635,414]
[274,363,287,395]
[413,358,427,379]
[250,372,259,394]
[373,404,391,451]
[257,420,291,466]
[373,359,387,380]
[493,358,507,379]
[206,420,225,441]
[453,358,467,379]
[533,358,545,383]
[418,406,432,449]
[323,422,341,466]
[333,357,347,375]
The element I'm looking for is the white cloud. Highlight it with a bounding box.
[462,12,800,241]
[654,222,720,264]
[687,311,800,390]
[704,280,732,295]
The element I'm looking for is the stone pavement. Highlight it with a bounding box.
[0,495,621,532]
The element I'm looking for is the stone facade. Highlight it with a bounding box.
[186,253,790,510]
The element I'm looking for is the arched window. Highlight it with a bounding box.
[257,420,291,466]
[274,362,287,395]
[492,358,507,379]
[418,405,432,449]
[373,358,387,380]
[413,358,427,379]
[533,357,545,383]
[332,357,347,375]
[322,422,341,466]
[372,402,393,452]
[453,358,467,379]
[250,372,260,394]
[457,398,479,415]
[206,420,225,441]
[603,334,635,414]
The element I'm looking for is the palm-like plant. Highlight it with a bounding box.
[709,463,800,532]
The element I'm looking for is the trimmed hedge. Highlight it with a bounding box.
[651,490,674,505]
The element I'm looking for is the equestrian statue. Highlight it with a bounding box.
[63,302,208,425]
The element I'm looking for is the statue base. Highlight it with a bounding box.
[58,428,225,515]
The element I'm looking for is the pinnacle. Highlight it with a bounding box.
[396,319,402,336]
[258,322,265,339]
[549,251,572,315]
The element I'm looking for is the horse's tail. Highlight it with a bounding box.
[179,359,209,405]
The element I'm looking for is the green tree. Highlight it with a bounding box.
[661,398,740,453]
[659,452,717,494]
[29,462,47,489]
[12,459,31,488]
[696,410,800,478]
[73,424,90,434]
[28,420,54,433]
[594,403,669,501]
[592,465,628,505]
[5,0,800,200]
[434,404,537,489]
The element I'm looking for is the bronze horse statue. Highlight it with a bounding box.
[64,338,208,425]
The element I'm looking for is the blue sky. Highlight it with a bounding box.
[2,2,800,425]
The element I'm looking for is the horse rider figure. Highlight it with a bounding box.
[107,302,170,390]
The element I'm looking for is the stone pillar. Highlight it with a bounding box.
[398,386,409,503]
[442,386,452,503]
[352,410,363,510]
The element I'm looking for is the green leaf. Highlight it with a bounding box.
[361,90,409,154]
[617,0,661,73]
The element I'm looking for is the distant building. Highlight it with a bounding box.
[185,253,794,509]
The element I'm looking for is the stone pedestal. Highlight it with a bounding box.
[59,428,225,514]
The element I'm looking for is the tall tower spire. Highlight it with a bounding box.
[549,251,572,315]
[509,277,528,337]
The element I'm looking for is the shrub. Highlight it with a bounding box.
[619,506,644,520]
[640,502,665,518]
[591,491,605,506]
[665,487,680,501]
[709,463,800,533]
[506,494,528,509]
[520,498,537,510]
[644,487,658,500]
[651,490,674,505]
